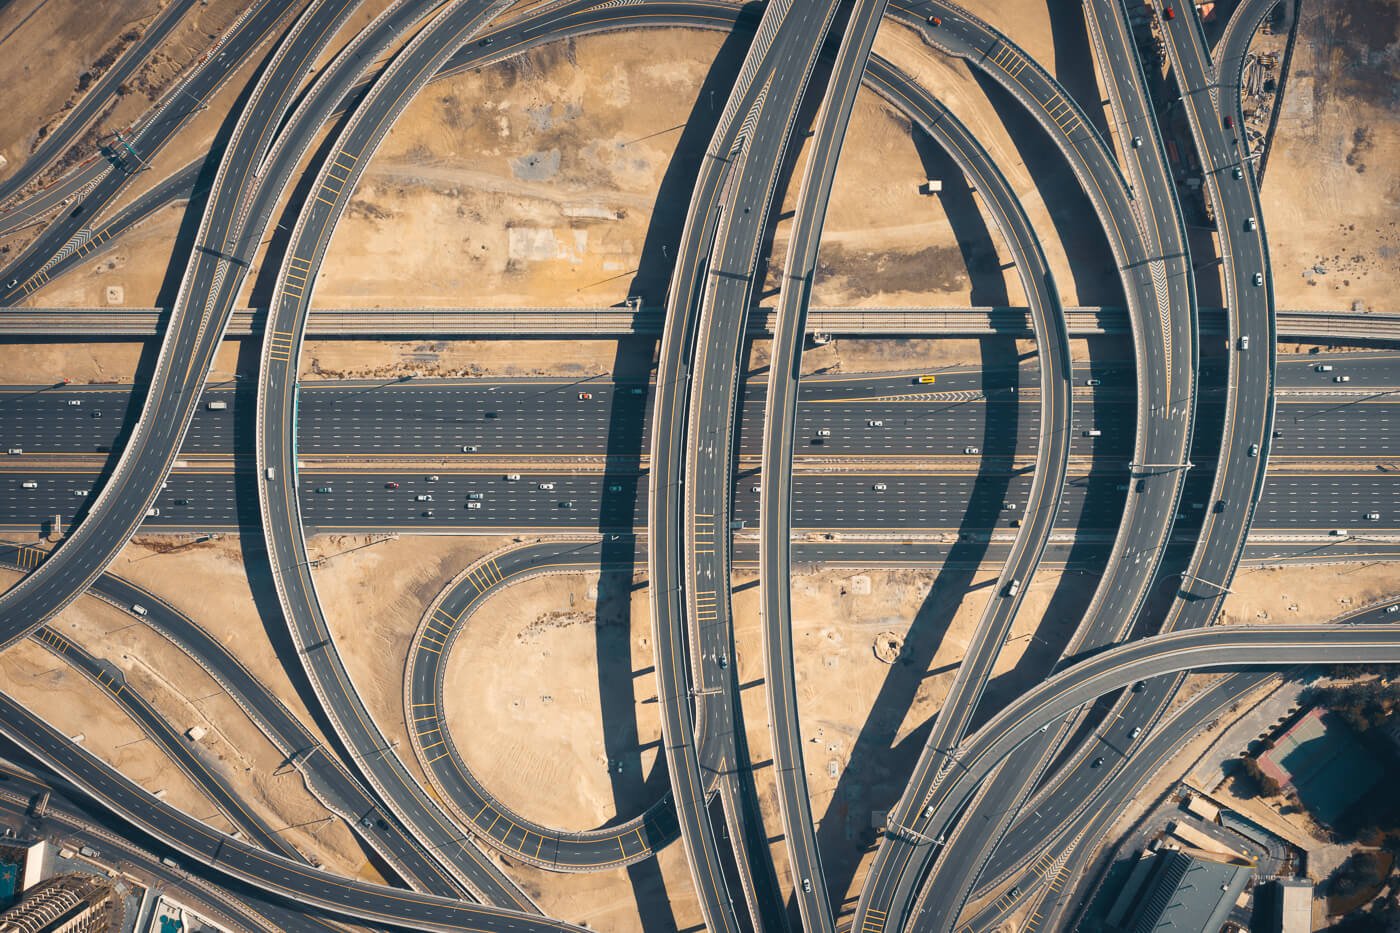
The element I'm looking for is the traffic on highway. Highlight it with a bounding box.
[0,1,1393,931]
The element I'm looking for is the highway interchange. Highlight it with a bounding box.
[0,0,1396,931]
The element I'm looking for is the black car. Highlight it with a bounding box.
[1091,757,1105,768]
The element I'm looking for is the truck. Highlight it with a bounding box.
[206,400,228,411]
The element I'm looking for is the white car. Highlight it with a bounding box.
[505,473,521,481]
[873,483,887,491]
[416,495,433,502]
[66,399,81,407]
[964,446,979,455]
[539,482,555,490]
[1365,512,1381,521]
[868,419,883,427]
[466,501,482,510]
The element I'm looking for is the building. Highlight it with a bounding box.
[0,874,119,933]
[1274,879,1313,933]
[1105,849,1253,932]
[0,841,48,909]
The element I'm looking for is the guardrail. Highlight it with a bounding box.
[10,305,1398,339]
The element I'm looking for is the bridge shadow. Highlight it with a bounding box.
[969,68,1122,309]
[1044,0,1116,143]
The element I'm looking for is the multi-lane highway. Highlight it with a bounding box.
[0,542,478,898]
[0,0,362,651]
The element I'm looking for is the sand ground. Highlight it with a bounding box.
[0,0,266,207]
[0,564,376,880]
[298,337,652,381]
[442,571,662,832]
[1217,561,1400,625]
[1261,0,1400,311]
[314,29,728,309]
[0,338,247,386]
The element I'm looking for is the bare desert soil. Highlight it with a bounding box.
[441,571,662,832]
[729,564,1062,914]
[0,338,247,386]
[871,22,1123,308]
[299,337,653,381]
[0,565,376,880]
[1218,561,1400,624]
[1262,0,1400,310]
[314,29,727,309]
[23,201,188,309]
[0,0,265,202]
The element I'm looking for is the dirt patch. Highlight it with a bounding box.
[298,337,653,381]
[0,565,377,880]
[729,564,1063,912]
[1218,562,1399,625]
[314,29,726,309]
[442,571,662,832]
[1262,0,1400,309]
[311,534,513,792]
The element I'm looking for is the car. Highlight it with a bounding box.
[66,399,81,407]
[1245,216,1257,231]
[1223,115,1234,129]
[927,15,942,25]
[1009,518,1022,527]
[415,494,433,502]
[868,419,883,427]
[467,492,484,500]
[4,278,17,288]
[810,437,825,446]
[421,510,433,517]
[1084,429,1103,437]
[479,36,493,45]
[1252,272,1264,285]
[1004,579,1021,597]
[146,508,159,517]
[385,482,399,489]
[1131,135,1142,148]
[1132,681,1146,692]
[578,392,592,400]
[484,411,498,419]
[1214,499,1226,513]
[461,445,478,453]
[873,483,887,491]
[1316,364,1334,372]
[316,487,333,494]
[6,448,20,455]
[1130,727,1142,739]
[1335,375,1352,383]
[630,386,646,395]
[964,446,980,455]
[1086,378,1102,386]
[1163,5,1175,18]
[718,655,728,669]
[816,429,831,437]
[608,484,623,492]
[504,474,520,481]
[1238,335,1250,350]
[1365,512,1381,521]
[426,474,439,482]
[539,482,555,490]
[1248,443,1259,457]
[559,501,573,509]
[1387,605,1399,614]
[1091,756,1105,768]
[466,501,482,510]
[74,490,88,497]
[1273,430,1283,438]
[89,410,102,418]
[21,481,37,489]
[1004,501,1018,510]
[751,485,761,493]
[802,878,812,893]
[1232,166,1244,179]
[173,498,189,506]
[914,374,937,385]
